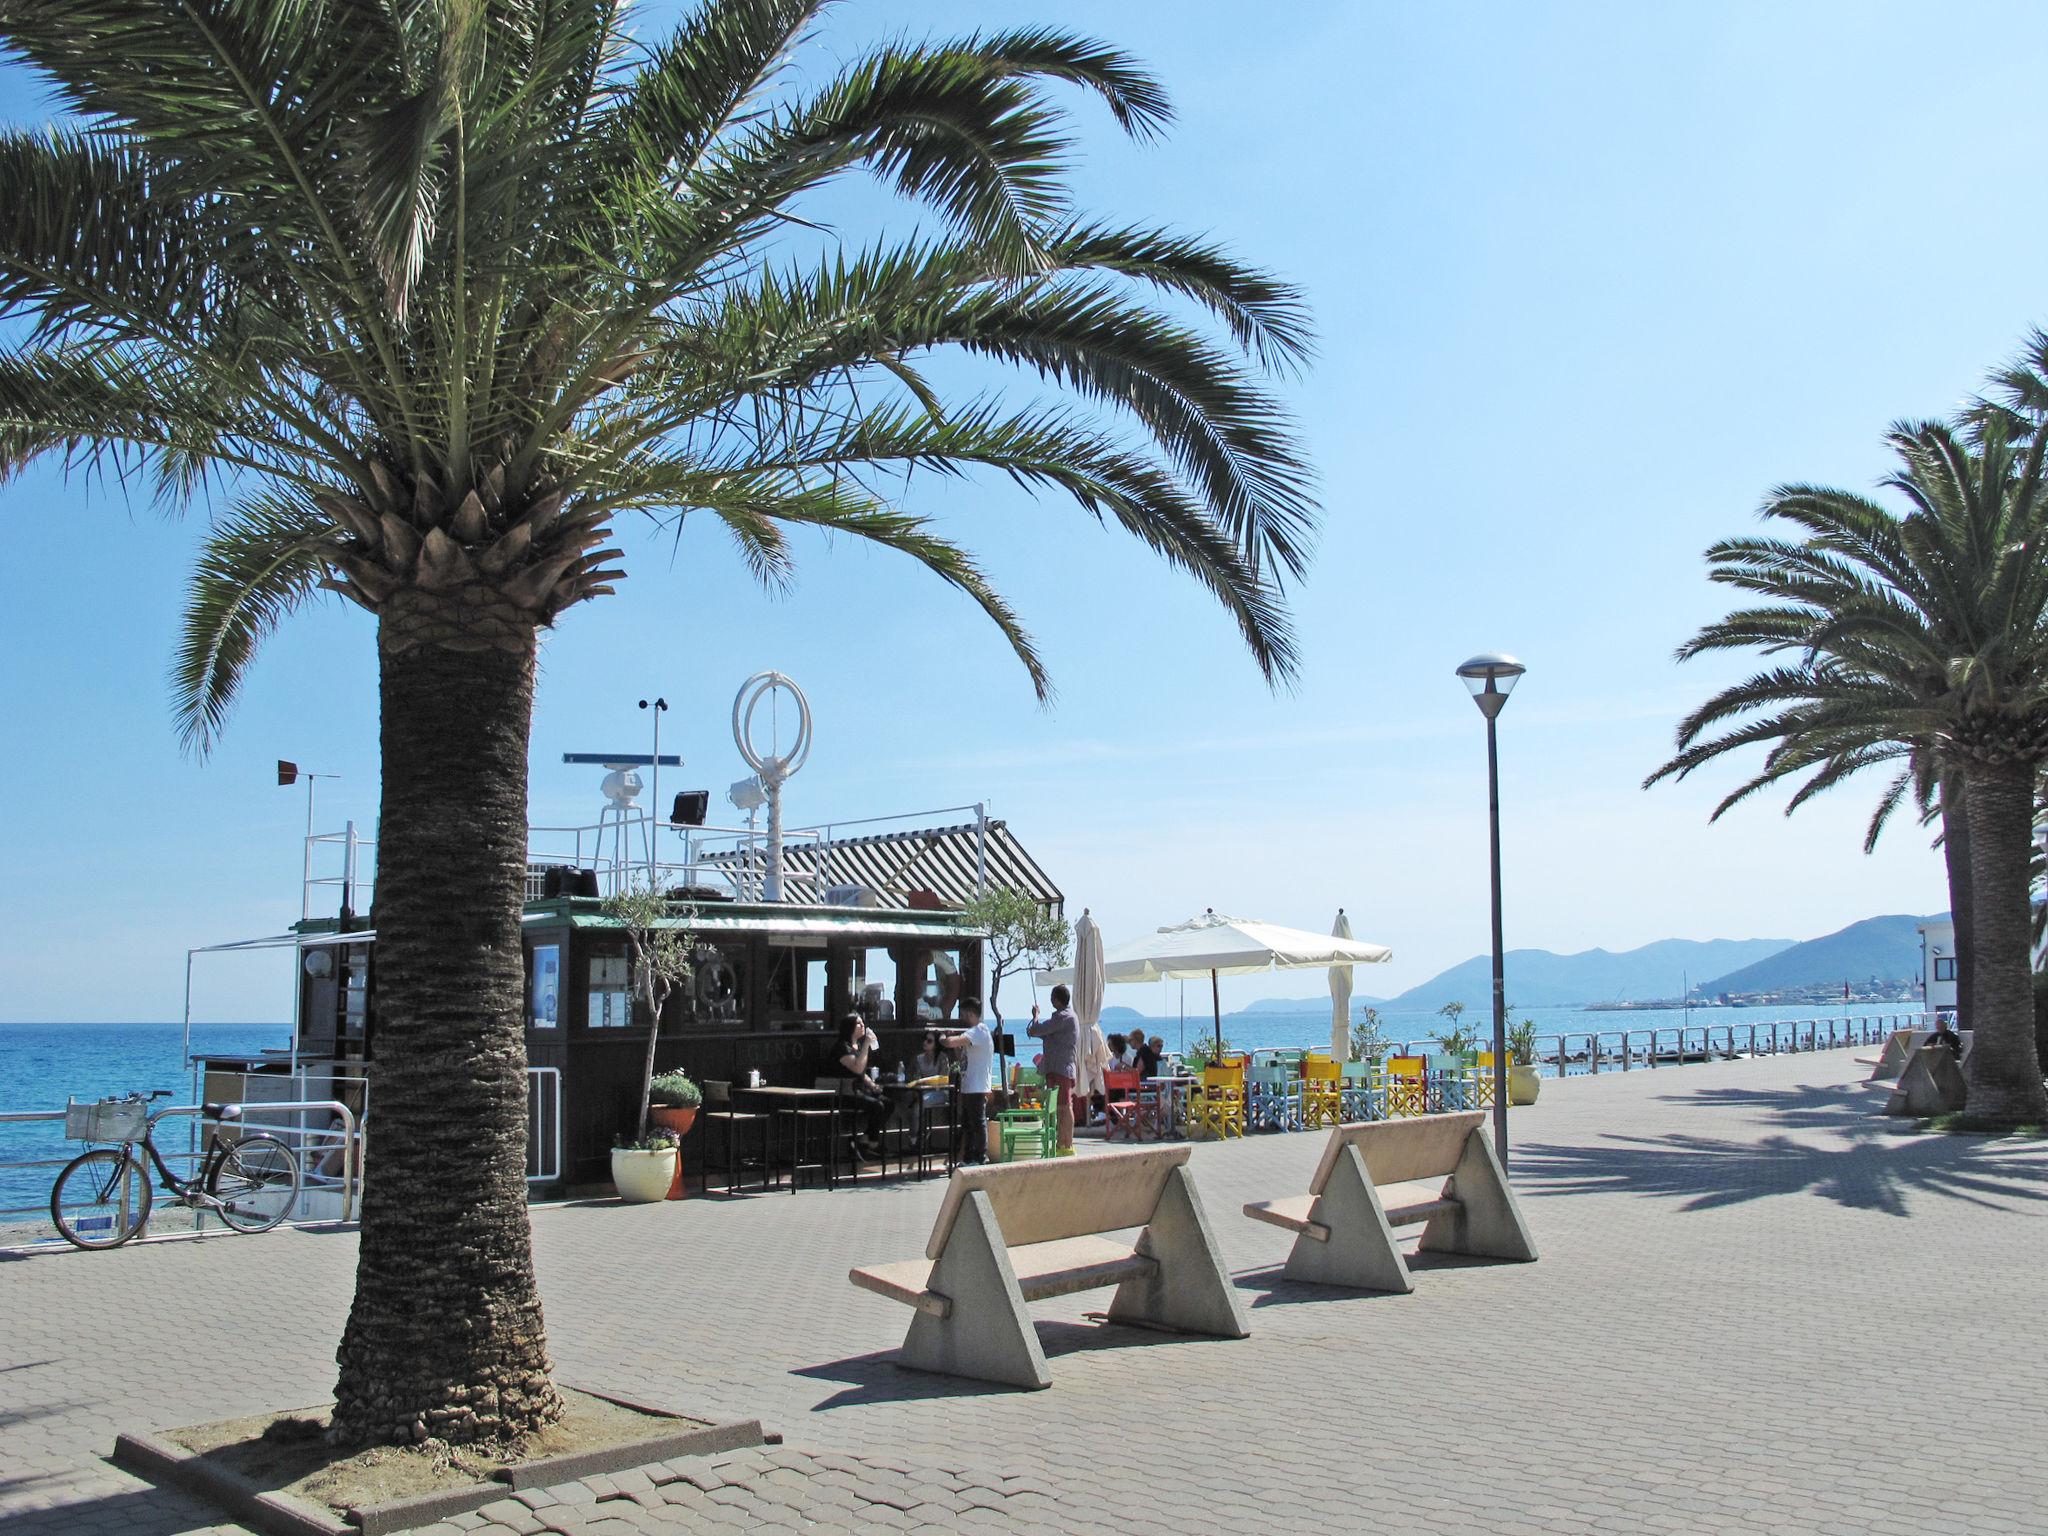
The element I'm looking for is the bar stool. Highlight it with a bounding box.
[696,1081,769,1195]
[785,1096,838,1192]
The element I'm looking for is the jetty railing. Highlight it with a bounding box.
[1526,1012,1930,1077]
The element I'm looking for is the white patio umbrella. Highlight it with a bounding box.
[1040,909,1392,1055]
[1329,908,1355,1062]
[1071,910,1109,1115]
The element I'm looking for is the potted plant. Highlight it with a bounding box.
[610,1132,679,1204]
[1507,1019,1542,1104]
[648,1071,702,1139]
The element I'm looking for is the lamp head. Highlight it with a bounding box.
[1456,652,1526,720]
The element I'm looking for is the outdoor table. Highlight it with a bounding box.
[738,1085,841,1189]
[1144,1074,1196,1139]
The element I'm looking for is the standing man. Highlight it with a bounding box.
[941,997,995,1164]
[1029,985,1080,1155]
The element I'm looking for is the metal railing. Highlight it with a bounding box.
[1533,1012,1929,1076]
[305,800,996,917]
[0,1097,357,1252]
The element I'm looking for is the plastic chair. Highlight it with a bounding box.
[1300,1053,1344,1129]
[1467,1051,1503,1110]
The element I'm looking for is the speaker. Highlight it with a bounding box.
[571,867,601,899]
[671,790,709,826]
[541,864,572,898]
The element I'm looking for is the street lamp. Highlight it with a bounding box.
[1455,652,1526,1167]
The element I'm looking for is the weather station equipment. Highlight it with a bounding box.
[732,671,812,901]
[562,749,681,887]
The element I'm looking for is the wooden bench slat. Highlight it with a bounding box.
[1243,1194,1329,1242]
[1384,1196,1459,1228]
[853,1235,1156,1313]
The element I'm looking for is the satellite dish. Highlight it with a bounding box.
[732,672,811,900]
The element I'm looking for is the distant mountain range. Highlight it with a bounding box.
[1389,936,1794,1010]
[1698,913,1942,996]
[1092,913,1941,1017]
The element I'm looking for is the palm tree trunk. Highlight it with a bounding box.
[1939,771,1973,1029]
[1957,759,2048,1128]
[329,622,561,1447]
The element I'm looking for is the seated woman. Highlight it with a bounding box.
[833,1012,895,1159]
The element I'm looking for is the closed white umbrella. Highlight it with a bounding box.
[1329,908,1355,1061]
[1071,911,1110,1116]
[1040,909,1393,1054]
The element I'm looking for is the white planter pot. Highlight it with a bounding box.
[1508,1064,1543,1105]
[611,1147,678,1204]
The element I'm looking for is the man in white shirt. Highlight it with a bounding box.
[941,997,995,1165]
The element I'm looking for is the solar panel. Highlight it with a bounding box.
[561,753,682,766]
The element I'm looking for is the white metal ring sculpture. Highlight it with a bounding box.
[731,671,810,900]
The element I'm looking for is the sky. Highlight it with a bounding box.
[1,0,2040,1022]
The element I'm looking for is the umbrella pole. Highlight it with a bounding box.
[1211,968,1222,1057]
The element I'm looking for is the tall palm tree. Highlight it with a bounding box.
[1648,419,2048,1129]
[0,0,1316,1446]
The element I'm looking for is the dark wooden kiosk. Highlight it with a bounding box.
[199,818,1063,1197]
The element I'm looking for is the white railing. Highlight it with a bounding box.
[304,800,994,917]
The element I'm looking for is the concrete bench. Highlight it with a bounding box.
[1884,1044,1968,1116]
[1867,1028,1971,1081]
[848,1145,1248,1389]
[1242,1111,1537,1293]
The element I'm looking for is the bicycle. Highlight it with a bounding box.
[49,1091,303,1250]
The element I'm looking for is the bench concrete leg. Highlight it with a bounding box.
[1282,1144,1414,1293]
[898,1191,1052,1390]
[1420,1128,1538,1263]
[1884,1046,1967,1117]
[1109,1165,1250,1339]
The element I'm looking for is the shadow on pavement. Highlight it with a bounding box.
[0,1479,231,1536]
[1514,1079,2048,1217]
[794,1318,1215,1411]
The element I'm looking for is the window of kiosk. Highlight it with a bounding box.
[678,942,747,1028]
[762,943,828,1029]
[901,946,966,1023]
[585,950,632,1029]
[848,946,899,1026]
[343,954,369,1039]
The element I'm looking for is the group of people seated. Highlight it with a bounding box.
[1106,1031,1163,1078]
[831,999,998,1166]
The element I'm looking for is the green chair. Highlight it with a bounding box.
[996,1064,1054,1160]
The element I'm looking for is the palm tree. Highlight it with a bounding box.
[1648,419,2048,1129]
[0,0,1316,1445]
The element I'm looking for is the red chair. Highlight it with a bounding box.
[1103,1068,1145,1141]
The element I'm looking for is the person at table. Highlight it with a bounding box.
[1131,1031,1162,1079]
[1106,1032,1131,1069]
[833,1012,894,1159]
[1028,985,1079,1154]
[912,1029,950,1083]
[941,997,995,1165]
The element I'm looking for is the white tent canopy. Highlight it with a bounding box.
[1039,910,1391,987]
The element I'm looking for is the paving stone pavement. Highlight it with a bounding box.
[5,1047,2048,1535]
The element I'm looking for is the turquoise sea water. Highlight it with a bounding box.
[0,1021,288,1218]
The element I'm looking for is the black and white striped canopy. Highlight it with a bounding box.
[709,820,1062,914]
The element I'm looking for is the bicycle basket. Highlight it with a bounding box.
[65,1096,149,1143]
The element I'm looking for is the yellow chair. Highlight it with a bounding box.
[1301,1053,1344,1128]
[1467,1052,1503,1109]
[1194,1059,1248,1139]
[1383,1055,1429,1118]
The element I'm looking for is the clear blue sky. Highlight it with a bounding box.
[1,1,2034,1022]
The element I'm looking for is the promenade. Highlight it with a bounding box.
[5,1047,2046,1536]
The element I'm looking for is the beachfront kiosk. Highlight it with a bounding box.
[188,701,1063,1195]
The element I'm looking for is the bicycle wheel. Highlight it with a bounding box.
[206,1133,301,1234]
[50,1147,152,1250]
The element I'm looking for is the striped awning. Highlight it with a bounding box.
[708,820,1063,915]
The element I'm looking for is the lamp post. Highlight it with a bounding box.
[638,697,667,884]
[1455,652,1526,1166]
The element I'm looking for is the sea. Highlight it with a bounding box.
[2,1003,1924,1220]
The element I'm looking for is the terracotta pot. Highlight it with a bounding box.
[648,1106,697,1199]
[611,1147,678,1204]
[1508,1063,1543,1105]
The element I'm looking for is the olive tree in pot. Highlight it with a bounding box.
[602,881,696,1201]
[1506,1018,1543,1105]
